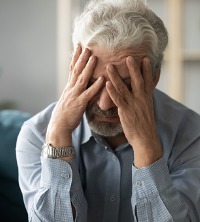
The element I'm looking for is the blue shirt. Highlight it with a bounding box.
[16,89,200,221]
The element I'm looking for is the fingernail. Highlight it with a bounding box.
[128,56,134,63]
[73,45,80,55]
[98,76,104,82]
[84,48,89,53]
[108,65,114,72]
[75,44,81,53]
[145,57,150,64]
[106,81,112,87]
[89,55,95,62]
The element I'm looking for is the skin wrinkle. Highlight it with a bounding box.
[88,45,147,81]
[85,45,148,138]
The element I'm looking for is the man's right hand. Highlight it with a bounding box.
[46,45,104,147]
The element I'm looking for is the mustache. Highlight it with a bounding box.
[89,105,118,117]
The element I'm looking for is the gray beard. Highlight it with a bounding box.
[86,105,123,137]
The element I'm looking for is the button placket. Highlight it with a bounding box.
[112,155,117,161]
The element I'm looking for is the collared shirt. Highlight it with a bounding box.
[16,89,200,222]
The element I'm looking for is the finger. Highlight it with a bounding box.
[126,56,144,94]
[73,55,97,94]
[80,76,104,102]
[70,48,91,86]
[70,44,82,71]
[107,64,131,100]
[69,45,82,81]
[106,81,127,108]
[142,57,154,93]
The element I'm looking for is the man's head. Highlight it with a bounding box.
[72,0,168,137]
[73,0,168,71]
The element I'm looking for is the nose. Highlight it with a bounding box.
[96,86,116,111]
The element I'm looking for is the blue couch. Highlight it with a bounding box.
[0,110,31,221]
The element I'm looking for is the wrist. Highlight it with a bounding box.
[46,129,72,148]
[134,151,163,168]
[131,138,163,168]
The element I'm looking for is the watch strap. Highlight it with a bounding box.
[42,143,75,159]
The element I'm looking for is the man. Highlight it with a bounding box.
[16,0,200,221]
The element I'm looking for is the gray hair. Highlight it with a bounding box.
[72,0,168,70]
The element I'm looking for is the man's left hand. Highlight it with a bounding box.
[106,56,163,168]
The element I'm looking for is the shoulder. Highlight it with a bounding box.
[27,103,56,126]
[153,89,200,127]
[18,103,56,144]
[153,89,200,162]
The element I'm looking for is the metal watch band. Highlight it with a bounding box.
[42,143,75,159]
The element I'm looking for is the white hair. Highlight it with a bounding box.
[72,0,168,70]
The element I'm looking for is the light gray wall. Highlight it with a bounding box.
[0,0,57,115]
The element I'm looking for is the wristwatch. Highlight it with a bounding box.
[41,143,75,159]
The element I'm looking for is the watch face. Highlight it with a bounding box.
[42,145,49,158]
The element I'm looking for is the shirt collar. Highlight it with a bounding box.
[81,113,93,144]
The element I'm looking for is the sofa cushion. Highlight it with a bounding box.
[0,110,31,221]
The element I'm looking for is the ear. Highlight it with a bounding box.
[152,68,160,88]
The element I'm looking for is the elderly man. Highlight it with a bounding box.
[16,0,200,221]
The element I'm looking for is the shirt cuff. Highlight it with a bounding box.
[40,157,80,191]
[132,157,171,198]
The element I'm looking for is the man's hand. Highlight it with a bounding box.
[106,56,163,168]
[46,45,104,147]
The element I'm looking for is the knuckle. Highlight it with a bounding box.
[79,53,88,63]
[73,67,79,77]
[70,63,74,71]
[137,79,144,88]
[116,83,126,94]
[77,75,86,85]
[83,65,89,73]
[83,90,91,97]
[84,86,96,98]
[78,57,83,63]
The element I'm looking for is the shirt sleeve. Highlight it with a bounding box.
[131,157,198,222]
[31,158,87,222]
[16,121,87,222]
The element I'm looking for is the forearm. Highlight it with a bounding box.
[131,158,190,222]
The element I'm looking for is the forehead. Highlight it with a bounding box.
[89,45,147,79]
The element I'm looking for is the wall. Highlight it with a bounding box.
[0,0,57,115]
[149,0,200,114]
[0,0,200,115]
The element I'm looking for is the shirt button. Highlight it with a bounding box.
[112,155,117,161]
[61,173,70,179]
[105,146,108,150]
[136,180,142,187]
[110,195,115,202]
